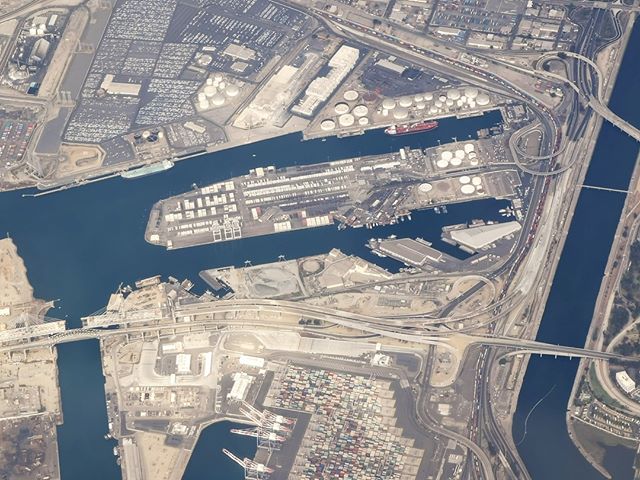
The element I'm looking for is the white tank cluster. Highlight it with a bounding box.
[198,73,242,110]
[378,85,491,120]
[459,174,483,195]
[319,89,374,131]
[435,143,477,170]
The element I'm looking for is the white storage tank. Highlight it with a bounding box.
[447,88,461,100]
[464,87,479,99]
[344,90,359,101]
[353,105,369,117]
[476,93,490,106]
[382,98,396,110]
[398,96,412,107]
[225,84,240,97]
[393,107,409,119]
[335,102,350,115]
[320,119,336,131]
[338,113,355,127]
[211,93,226,106]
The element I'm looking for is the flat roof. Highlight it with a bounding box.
[379,238,442,266]
[450,221,521,250]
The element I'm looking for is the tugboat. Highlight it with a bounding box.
[385,120,438,136]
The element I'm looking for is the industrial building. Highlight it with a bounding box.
[100,74,142,97]
[448,221,521,252]
[373,238,444,267]
[292,45,359,117]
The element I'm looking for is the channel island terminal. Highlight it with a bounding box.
[145,134,522,249]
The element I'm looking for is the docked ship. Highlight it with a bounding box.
[121,159,174,179]
[385,120,438,136]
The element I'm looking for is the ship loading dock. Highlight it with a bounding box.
[145,141,521,250]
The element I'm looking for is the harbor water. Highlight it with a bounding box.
[513,19,640,480]
[0,113,506,480]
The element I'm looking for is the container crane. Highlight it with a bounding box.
[222,448,273,480]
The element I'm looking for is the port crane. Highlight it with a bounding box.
[230,427,286,450]
[222,448,273,480]
[240,400,294,426]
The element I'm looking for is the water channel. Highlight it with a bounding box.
[512,20,640,480]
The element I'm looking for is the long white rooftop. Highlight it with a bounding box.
[450,221,521,250]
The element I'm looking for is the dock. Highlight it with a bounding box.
[146,140,521,250]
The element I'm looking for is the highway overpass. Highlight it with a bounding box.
[2,300,637,364]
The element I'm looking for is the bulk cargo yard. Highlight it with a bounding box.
[145,136,523,250]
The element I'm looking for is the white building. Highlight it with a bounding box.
[239,355,265,368]
[615,370,636,394]
[450,221,521,251]
[292,45,359,117]
[175,353,192,374]
[228,372,254,401]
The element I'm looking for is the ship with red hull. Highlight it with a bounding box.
[385,120,438,136]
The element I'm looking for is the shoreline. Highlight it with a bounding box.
[500,11,638,476]
[565,11,639,479]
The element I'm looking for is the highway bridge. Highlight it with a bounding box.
[535,51,640,142]
[2,300,636,364]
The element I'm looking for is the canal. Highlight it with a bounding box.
[513,19,640,480]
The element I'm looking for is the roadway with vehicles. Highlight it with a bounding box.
[3,299,638,365]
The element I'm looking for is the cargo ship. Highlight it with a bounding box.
[121,159,174,179]
[384,120,438,136]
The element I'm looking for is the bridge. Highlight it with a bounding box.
[3,300,636,364]
[534,51,640,142]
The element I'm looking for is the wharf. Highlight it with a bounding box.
[146,142,521,250]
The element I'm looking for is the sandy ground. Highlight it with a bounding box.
[55,143,104,177]
[0,238,33,308]
[136,431,183,480]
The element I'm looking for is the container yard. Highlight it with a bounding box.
[146,138,521,250]
[263,365,425,480]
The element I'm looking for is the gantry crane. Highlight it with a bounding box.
[222,448,273,480]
